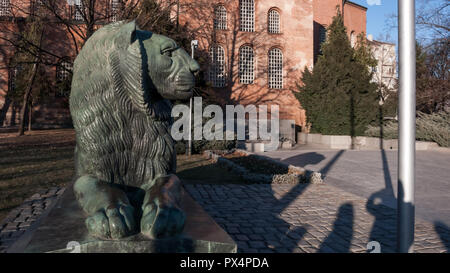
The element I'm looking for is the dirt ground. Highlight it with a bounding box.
[0,129,244,222]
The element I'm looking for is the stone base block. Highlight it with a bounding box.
[9,184,237,253]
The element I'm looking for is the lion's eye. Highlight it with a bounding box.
[162,49,172,57]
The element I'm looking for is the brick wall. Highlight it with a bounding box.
[179,0,314,127]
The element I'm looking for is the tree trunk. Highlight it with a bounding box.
[17,61,39,136]
[28,100,32,131]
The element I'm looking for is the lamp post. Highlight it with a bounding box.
[187,40,198,156]
[397,0,416,253]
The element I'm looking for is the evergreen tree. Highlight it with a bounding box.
[295,9,378,136]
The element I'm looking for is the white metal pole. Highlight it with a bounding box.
[397,0,416,253]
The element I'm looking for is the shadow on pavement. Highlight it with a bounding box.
[434,221,450,252]
[280,152,326,168]
[365,149,398,252]
[182,150,353,253]
[318,203,354,253]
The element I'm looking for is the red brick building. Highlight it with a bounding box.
[0,0,367,130]
[178,0,367,129]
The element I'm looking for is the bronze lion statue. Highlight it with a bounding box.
[69,21,199,240]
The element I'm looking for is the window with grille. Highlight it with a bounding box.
[0,0,10,16]
[319,25,326,54]
[110,0,120,22]
[239,46,254,84]
[209,45,226,87]
[214,5,227,30]
[268,9,280,33]
[268,48,282,89]
[239,0,254,32]
[56,59,73,82]
[69,0,84,21]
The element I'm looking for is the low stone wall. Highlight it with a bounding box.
[298,132,441,150]
[242,140,293,152]
[204,149,323,184]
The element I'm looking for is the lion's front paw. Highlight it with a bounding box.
[140,203,186,238]
[86,205,136,240]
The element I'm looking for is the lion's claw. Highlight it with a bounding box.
[86,205,136,239]
[140,204,185,238]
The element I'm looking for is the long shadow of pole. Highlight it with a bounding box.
[365,105,398,252]
[274,149,346,251]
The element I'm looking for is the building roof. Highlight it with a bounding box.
[345,0,368,11]
[368,39,396,46]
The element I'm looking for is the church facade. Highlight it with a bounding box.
[0,0,368,130]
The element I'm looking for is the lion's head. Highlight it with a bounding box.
[141,32,199,100]
[71,21,199,122]
[113,21,199,103]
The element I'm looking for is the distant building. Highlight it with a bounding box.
[367,34,397,101]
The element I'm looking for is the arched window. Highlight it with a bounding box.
[110,0,120,22]
[0,0,11,16]
[350,31,356,48]
[239,0,254,32]
[209,45,226,87]
[214,5,227,30]
[268,9,280,33]
[268,48,283,89]
[56,58,73,82]
[239,46,254,84]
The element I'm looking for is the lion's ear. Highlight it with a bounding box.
[118,20,138,45]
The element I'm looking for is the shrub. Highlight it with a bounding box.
[365,121,399,139]
[364,111,450,147]
[193,139,236,153]
[294,9,378,136]
[416,111,450,147]
[175,139,237,154]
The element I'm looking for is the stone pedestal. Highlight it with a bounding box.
[9,184,236,253]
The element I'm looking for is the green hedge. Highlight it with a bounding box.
[175,139,237,154]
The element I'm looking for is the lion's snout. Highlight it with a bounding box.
[174,73,195,91]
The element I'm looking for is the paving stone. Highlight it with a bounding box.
[235,235,249,241]
[227,227,240,234]
[248,241,266,249]
[248,234,264,241]
[252,227,265,234]
[2,182,449,253]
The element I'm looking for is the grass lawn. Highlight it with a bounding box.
[0,129,244,223]
[0,129,76,222]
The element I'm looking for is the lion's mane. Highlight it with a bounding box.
[69,21,175,187]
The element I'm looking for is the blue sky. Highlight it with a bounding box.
[350,0,398,44]
[350,0,448,46]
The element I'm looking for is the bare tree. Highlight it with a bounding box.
[385,0,449,113]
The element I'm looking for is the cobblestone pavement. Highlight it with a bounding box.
[184,183,450,253]
[1,184,448,253]
[0,187,65,253]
